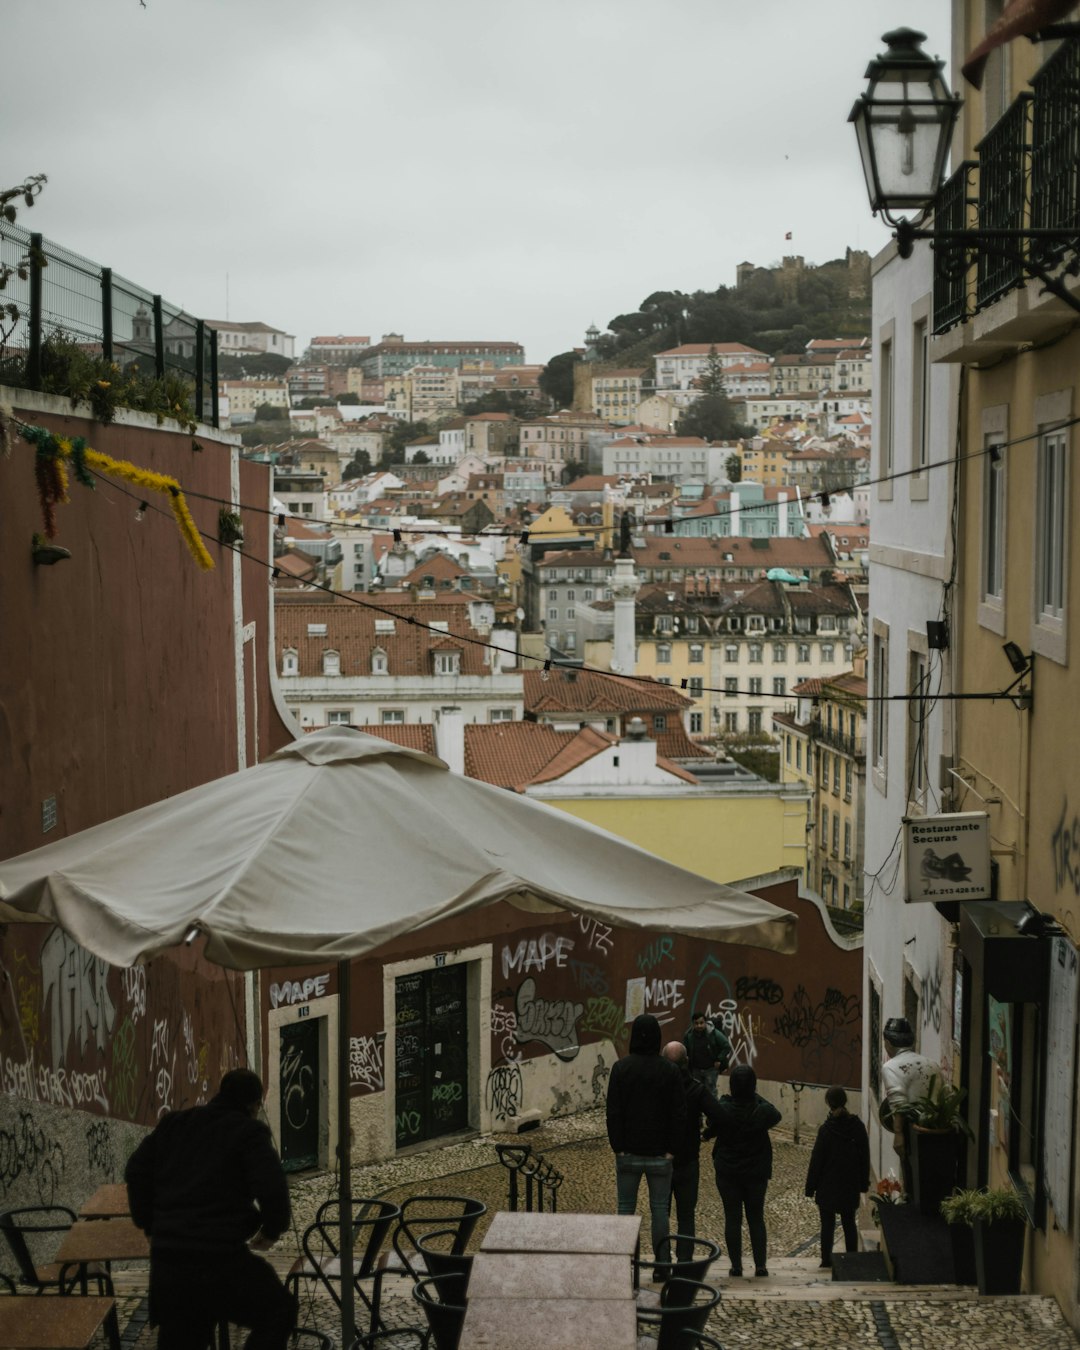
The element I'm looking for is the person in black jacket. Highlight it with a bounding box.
[662,1041,724,1264]
[804,1086,870,1268]
[708,1064,781,1278]
[125,1068,296,1350]
[606,1013,686,1264]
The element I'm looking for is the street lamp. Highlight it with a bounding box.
[850,28,1080,313]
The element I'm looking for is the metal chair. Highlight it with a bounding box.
[636,1236,721,1306]
[411,1273,466,1350]
[637,1278,722,1350]
[413,1228,474,1305]
[0,1206,111,1295]
[286,1197,401,1338]
[288,1332,336,1350]
[389,1196,486,1283]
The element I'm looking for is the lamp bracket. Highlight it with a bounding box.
[894,219,1080,316]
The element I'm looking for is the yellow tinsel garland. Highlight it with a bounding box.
[31,427,215,571]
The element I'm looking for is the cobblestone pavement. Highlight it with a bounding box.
[111,1107,1080,1349]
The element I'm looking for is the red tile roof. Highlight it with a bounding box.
[523,666,691,715]
[464,722,700,790]
[359,723,438,754]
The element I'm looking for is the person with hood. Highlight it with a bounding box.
[708,1064,781,1278]
[606,1013,686,1265]
[662,1041,725,1264]
[682,1009,732,1097]
[804,1086,870,1268]
[125,1068,296,1350]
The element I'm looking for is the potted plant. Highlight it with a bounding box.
[970,1186,1027,1295]
[939,1188,980,1284]
[896,1076,973,1216]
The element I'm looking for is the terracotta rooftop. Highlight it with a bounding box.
[358,723,437,755]
[464,723,699,791]
[656,343,768,357]
[522,666,691,715]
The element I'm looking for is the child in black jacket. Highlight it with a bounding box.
[805,1086,870,1268]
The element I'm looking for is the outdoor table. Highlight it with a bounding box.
[479,1211,641,1256]
[460,1296,636,1350]
[0,1294,116,1349]
[78,1184,130,1220]
[468,1251,632,1301]
[54,1217,149,1291]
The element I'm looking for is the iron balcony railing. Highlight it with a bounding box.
[809,719,866,759]
[933,41,1080,332]
[932,162,976,333]
[1030,38,1080,268]
[975,93,1032,309]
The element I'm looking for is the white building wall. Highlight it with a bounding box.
[863,237,958,1187]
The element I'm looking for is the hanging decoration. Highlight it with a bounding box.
[16,421,215,571]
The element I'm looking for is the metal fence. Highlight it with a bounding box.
[0,222,218,428]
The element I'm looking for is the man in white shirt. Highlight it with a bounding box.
[878,1016,937,1198]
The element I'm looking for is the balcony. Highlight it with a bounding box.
[932,41,1080,348]
[810,719,866,759]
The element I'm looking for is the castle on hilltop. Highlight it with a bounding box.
[736,248,871,303]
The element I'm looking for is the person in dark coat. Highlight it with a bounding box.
[125,1068,296,1350]
[662,1041,724,1264]
[708,1063,781,1278]
[606,1013,686,1264]
[682,1010,733,1098]
[805,1086,871,1267]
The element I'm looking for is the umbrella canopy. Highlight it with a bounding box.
[0,726,797,964]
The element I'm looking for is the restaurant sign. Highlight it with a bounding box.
[903,811,991,902]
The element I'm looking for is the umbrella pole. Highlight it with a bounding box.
[337,956,355,1344]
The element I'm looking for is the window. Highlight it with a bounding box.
[1036,429,1067,624]
[785,736,792,765]
[725,678,738,698]
[724,711,739,732]
[832,813,840,856]
[548,588,558,599]
[655,643,672,665]
[656,615,673,633]
[820,643,835,662]
[547,608,559,621]
[907,648,929,806]
[584,589,594,601]
[981,422,1007,623]
[282,648,298,676]
[821,751,830,786]
[689,677,703,698]
[748,711,762,734]
[833,757,841,794]
[844,820,852,861]
[912,317,930,472]
[328,710,352,725]
[567,608,575,619]
[323,651,340,676]
[797,643,810,663]
[653,715,667,731]
[689,643,703,663]
[822,805,829,839]
[879,334,894,487]
[773,643,787,662]
[690,712,703,733]
[725,644,739,662]
[872,623,889,790]
[434,652,461,676]
[749,678,762,695]
[773,677,786,697]
[381,709,405,724]
[490,708,514,722]
[796,741,802,770]
[748,643,763,663]
[845,760,853,800]
[567,590,576,601]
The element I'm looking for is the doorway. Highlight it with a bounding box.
[394,965,469,1148]
[279,1016,321,1171]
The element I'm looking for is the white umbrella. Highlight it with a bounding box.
[0,727,797,1338]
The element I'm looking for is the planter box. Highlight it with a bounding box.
[948,1223,977,1284]
[911,1128,959,1217]
[974,1217,1026,1295]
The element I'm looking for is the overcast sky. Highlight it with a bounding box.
[8,0,949,365]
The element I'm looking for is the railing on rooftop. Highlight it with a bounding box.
[0,223,218,428]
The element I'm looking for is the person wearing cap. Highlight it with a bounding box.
[707,1064,781,1278]
[606,1013,686,1268]
[126,1068,296,1350]
[879,1016,937,1199]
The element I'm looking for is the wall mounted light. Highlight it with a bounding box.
[851,28,1080,315]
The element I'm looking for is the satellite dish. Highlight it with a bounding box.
[516,607,525,621]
